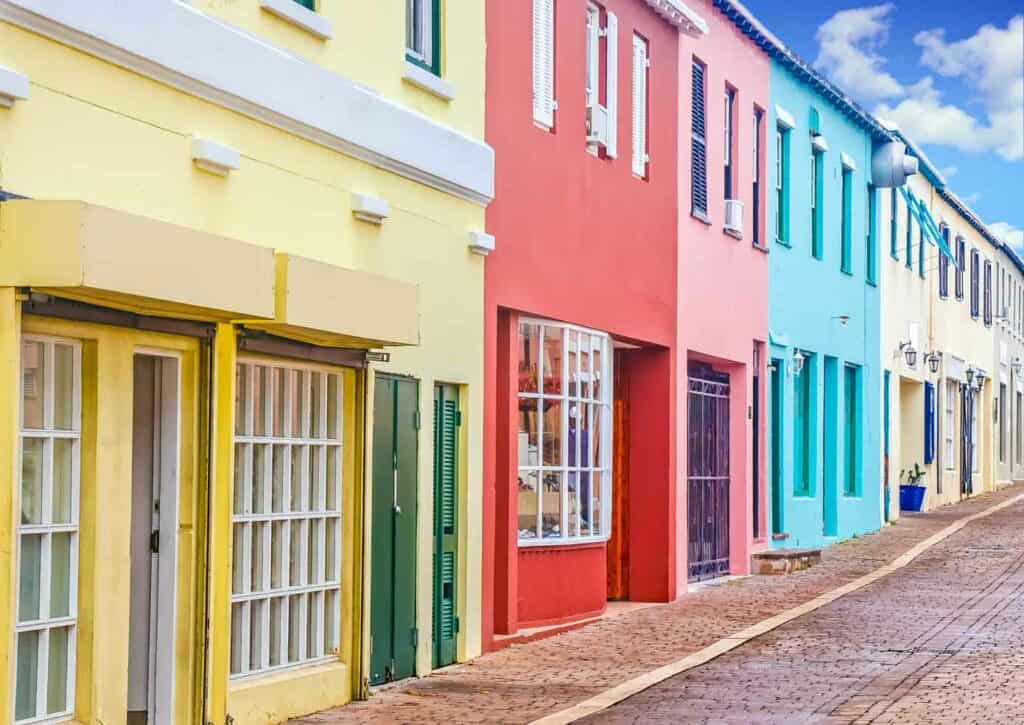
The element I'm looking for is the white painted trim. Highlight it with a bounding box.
[191,136,240,176]
[0,64,29,107]
[0,0,494,205]
[775,104,796,131]
[401,60,455,102]
[467,230,495,256]
[811,134,829,154]
[840,152,857,171]
[350,192,390,225]
[259,0,332,41]
[642,0,708,37]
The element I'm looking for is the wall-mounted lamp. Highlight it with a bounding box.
[898,340,918,368]
[965,367,976,387]
[792,349,806,376]
[925,351,942,374]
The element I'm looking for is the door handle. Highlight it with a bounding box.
[150,529,160,554]
[394,504,402,515]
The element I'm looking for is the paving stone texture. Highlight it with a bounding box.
[293,484,1024,725]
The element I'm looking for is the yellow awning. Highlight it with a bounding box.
[0,200,276,321]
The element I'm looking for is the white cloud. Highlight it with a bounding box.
[962,192,982,205]
[814,10,1024,161]
[813,4,904,100]
[940,165,959,178]
[990,222,1024,251]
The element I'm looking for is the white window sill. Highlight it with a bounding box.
[402,60,455,102]
[518,535,610,548]
[259,0,333,41]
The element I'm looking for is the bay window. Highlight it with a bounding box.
[15,336,80,724]
[231,360,343,677]
[517,320,612,544]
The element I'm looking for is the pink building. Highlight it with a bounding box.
[674,1,770,583]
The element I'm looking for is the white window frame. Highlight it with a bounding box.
[532,0,557,129]
[945,379,956,470]
[14,335,81,725]
[230,359,343,679]
[405,0,435,70]
[631,33,649,177]
[517,318,613,547]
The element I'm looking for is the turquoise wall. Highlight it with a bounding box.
[766,59,882,549]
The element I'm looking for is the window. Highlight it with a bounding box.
[984,259,993,326]
[866,184,877,284]
[924,382,936,464]
[1017,390,1023,465]
[585,4,619,156]
[724,87,736,201]
[890,189,899,259]
[970,249,980,318]
[918,219,926,279]
[793,352,814,496]
[840,167,852,274]
[532,0,556,128]
[811,148,823,259]
[294,0,315,8]
[631,34,649,177]
[939,225,950,298]
[775,125,790,243]
[406,0,440,75]
[905,202,913,269]
[517,320,612,544]
[15,336,80,724]
[753,108,764,247]
[843,364,861,496]
[1000,383,1007,463]
[956,237,966,300]
[945,380,956,470]
[231,360,343,677]
[691,60,708,220]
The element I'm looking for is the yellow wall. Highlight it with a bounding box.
[0,0,486,720]
[0,289,22,722]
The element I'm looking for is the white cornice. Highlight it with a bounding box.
[0,0,494,205]
[643,0,708,37]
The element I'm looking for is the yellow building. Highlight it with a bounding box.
[0,1,491,724]
[880,125,997,516]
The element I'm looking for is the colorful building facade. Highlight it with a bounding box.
[764,55,895,549]
[0,1,492,724]
[992,243,1024,487]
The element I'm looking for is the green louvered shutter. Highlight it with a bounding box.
[432,385,459,668]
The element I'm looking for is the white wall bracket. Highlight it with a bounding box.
[0,65,29,107]
[351,192,390,225]
[468,231,495,256]
[191,136,240,176]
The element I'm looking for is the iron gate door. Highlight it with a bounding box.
[688,368,730,582]
[960,385,974,497]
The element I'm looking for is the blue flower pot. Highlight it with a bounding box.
[899,484,927,512]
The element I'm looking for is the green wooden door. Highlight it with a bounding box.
[369,375,419,685]
[432,384,460,668]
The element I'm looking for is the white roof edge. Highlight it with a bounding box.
[643,0,709,36]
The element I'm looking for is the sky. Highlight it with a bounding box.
[740,0,1024,251]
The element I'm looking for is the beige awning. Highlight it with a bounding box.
[0,200,276,320]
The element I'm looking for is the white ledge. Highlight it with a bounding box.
[351,192,389,224]
[0,65,29,107]
[259,0,332,40]
[402,61,455,102]
[192,136,240,176]
[841,152,857,171]
[775,105,796,131]
[0,0,494,205]
[467,231,495,256]
[811,134,829,153]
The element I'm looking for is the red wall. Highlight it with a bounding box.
[483,0,681,649]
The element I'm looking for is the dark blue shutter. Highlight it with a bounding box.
[691,62,707,217]
[924,382,935,464]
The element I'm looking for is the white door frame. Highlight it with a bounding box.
[134,349,181,725]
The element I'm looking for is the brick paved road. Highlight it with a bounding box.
[586,497,1024,724]
[295,485,1024,725]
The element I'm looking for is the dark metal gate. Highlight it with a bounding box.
[688,367,730,582]
[961,384,974,497]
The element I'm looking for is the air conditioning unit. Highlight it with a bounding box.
[586,104,609,147]
[724,199,744,237]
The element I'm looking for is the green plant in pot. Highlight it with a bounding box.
[899,463,927,512]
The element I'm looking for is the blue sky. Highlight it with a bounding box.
[741,0,1024,249]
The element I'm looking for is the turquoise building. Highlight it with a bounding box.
[764,54,891,549]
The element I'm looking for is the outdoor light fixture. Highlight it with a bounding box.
[898,341,917,368]
[966,367,976,387]
[792,349,806,376]
[925,351,942,374]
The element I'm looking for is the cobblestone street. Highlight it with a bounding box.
[295,485,1024,725]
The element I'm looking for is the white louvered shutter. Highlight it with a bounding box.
[533,0,555,127]
[631,35,648,177]
[605,12,618,158]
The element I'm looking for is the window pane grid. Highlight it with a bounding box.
[518,320,612,546]
[231,360,342,679]
[16,337,80,725]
